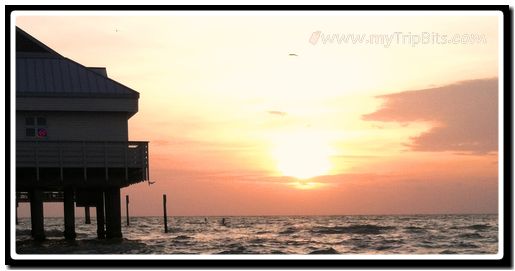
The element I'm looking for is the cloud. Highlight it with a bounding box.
[267,110,287,116]
[363,78,498,154]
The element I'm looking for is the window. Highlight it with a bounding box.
[25,128,35,137]
[37,117,46,126]
[25,118,35,126]
[25,117,47,138]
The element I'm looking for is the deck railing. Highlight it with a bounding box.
[16,140,149,181]
[16,191,63,202]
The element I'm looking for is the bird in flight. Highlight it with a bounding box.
[289,53,298,57]
[148,180,156,186]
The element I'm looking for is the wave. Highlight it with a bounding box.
[217,245,249,254]
[458,233,483,238]
[308,247,339,254]
[17,229,66,238]
[249,238,267,244]
[17,238,149,254]
[439,249,458,254]
[455,242,479,248]
[173,235,193,240]
[279,227,298,234]
[16,229,31,236]
[415,241,437,248]
[374,245,396,251]
[403,226,426,233]
[467,224,491,230]
[312,225,394,235]
[46,229,65,237]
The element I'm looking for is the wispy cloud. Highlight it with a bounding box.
[363,78,498,154]
[267,110,288,116]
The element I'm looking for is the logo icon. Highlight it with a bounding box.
[309,31,322,45]
[37,128,48,138]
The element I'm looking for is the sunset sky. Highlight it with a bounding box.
[15,12,500,216]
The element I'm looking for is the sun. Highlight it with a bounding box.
[272,133,332,180]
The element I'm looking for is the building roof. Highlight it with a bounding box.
[16,27,139,98]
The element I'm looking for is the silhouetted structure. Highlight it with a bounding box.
[15,27,149,240]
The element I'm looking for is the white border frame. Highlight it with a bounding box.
[9,9,505,261]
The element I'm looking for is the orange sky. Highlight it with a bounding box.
[15,13,500,216]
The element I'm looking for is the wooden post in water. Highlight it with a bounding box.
[96,192,106,239]
[84,206,91,224]
[104,188,122,239]
[63,187,77,240]
[126,195,130,226]
[29,189,45,241]
[163,194,168,233]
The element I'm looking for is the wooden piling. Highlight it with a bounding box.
[63,187,76,240]
[126,195,130,226]
[85,206,91,224]
[105,188,122,239]
[96,192,105,239]
[29,189,45,241]
[163,194,168,233]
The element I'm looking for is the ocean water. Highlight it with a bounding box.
[15,214,498,255]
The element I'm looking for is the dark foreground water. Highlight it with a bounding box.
[16,214,498,254]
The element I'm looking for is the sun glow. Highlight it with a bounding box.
[272,132,333,180]
[290,181,325,190]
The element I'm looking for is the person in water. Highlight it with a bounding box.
[221,218,226,226]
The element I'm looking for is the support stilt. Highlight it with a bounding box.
[96,191,105,239]
[163,194,168,233]
[85,206,91,224]
[126,195,130,226]
[29,189,45,241]
[105,187,122,239]
[63,187,76,240]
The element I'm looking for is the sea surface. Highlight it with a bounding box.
[16,214,498,255]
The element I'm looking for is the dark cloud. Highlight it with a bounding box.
[267,110,287,116]
[363,78,498,154]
